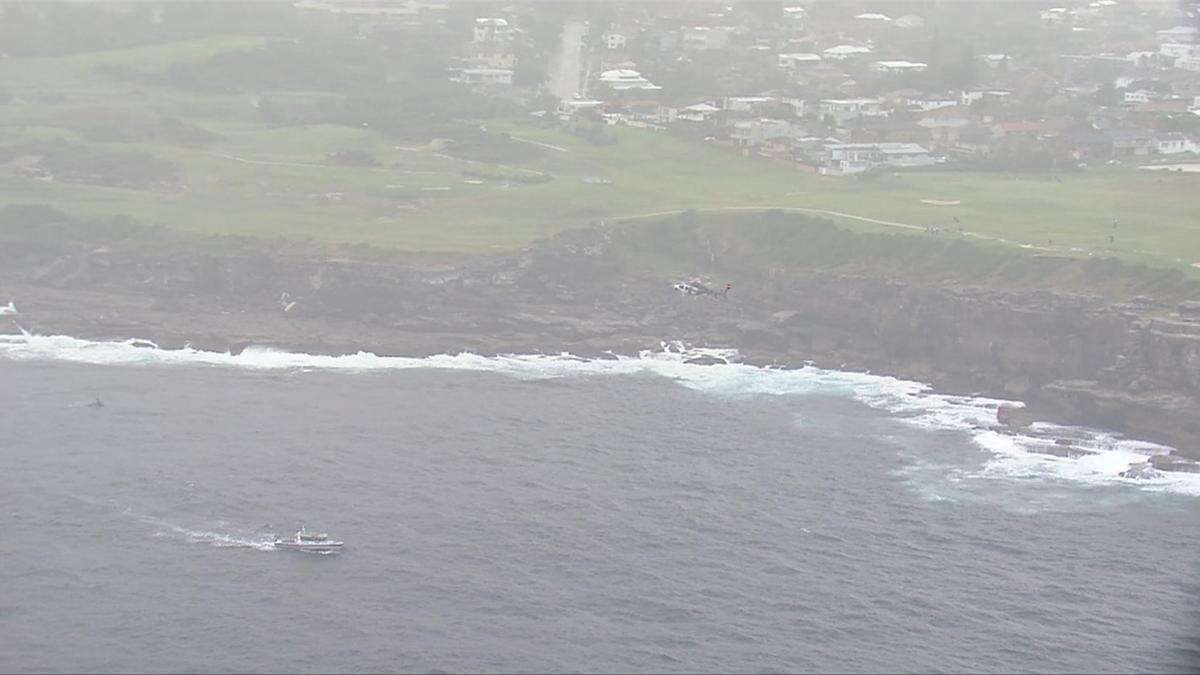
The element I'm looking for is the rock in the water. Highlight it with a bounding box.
[1149,454,1200,474]
[1119,461,1158,480]
[685,355,728,365]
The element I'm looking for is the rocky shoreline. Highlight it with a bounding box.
[3,224,1200,471]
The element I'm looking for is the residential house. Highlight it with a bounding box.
[556,98,605,119]
[980,54,1012,69]
[598,69,661,91]
[450,68,513,86]
[822,44,873,60]
[782,5,807,29]
[961,89,1012,105]
[821,142,935,174]
[819,98,885,123]
[1154,133,1197,154]
[603,33,627,50]
[1124,89,1154,104]
[724,96,776,113]
[778,53,823,70]
[729,118,800,147]
[473,17,512,43]
[871,60,928,73]
[676,102,721,122]
[1160,43,1200,59]
[916,106,973,144]
[1176,55,1200,71]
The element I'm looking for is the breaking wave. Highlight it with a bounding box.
[0,301,16,316]
[2,332,1197,497]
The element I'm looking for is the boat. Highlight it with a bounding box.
[272,528,344,553]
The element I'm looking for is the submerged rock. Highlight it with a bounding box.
[684,355,728,365]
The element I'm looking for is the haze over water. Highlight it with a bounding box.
[2,339,1198,673]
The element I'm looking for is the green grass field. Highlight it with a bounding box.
[1,36,1198,275]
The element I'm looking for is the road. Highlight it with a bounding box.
[549,20,587,101]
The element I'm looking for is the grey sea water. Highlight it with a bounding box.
[1,353,1198,673]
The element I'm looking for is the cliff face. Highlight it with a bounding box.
[3,225,1199,457]
[703,274,1200,455]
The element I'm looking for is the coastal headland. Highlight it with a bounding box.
[4,211,1199,464]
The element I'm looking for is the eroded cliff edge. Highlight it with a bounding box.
[2,214,1199,459]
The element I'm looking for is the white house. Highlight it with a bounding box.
[778,52,823,69]
[556,98,604,119]
[823,44,872,60]
[1160,43,1200,59]
[822,142,935,175]
[729,118,800,147]
[819,98,885,122]
[451,68,513,86]
[724,96,775,112]
[961,89,1012,105]
[871,60,928,73]
[603,33,627,50]
[473,17,512,43]
[1040,7,1067,22]
[598,69,661,91]
[1124,89,1153,104]
[980,53,1012,68]
[676,102,721,122]
[1154,133,1196,154]
[782,6,806,26]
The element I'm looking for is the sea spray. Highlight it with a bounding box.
[2,332,1198,496]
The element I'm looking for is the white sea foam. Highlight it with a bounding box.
[3,332,1197,497]
[152,522,276,551]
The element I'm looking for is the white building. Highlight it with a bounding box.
[871,60,928,73]
[1154,133,1196,154]
[819,98,885,122]
[556,98,604,119]
[1124,89,1153,104]
[822,142,935,174]
[823,44,872,60]
[451,68,513,86]
[782,6,807,27]
[730,118,800,147]
[1177,55,1200,72]
[603,33,627,50]
[598,69,661,91]
[676,102,721,122]
[778,52,823,69]
[1160,43,1200,59]
[980,53,1011,68]
[473,17,512,43]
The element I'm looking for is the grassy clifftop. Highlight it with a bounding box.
[0,33,1197,280]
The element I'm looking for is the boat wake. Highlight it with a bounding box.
[153,524,277,551]
[3,332,1197,497]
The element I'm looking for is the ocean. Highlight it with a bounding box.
[1,333,1198,673]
